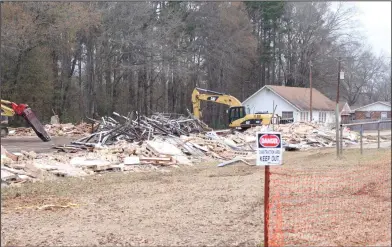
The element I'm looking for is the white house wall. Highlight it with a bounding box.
[293,112,300,122]
[242,89,299,120]
[313,111,319,122]
[326,111,335,124]
[242,88,336,123]
[302,111,335,124]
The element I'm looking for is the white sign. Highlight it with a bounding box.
[256,132,283,166]
[340,71,344,80]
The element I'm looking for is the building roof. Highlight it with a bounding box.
[350,104,363,111]
[380,101,391,106]
[339,101,351,115]
[243,85,336,111]
[354,101,391,111]
[338,102,345,110]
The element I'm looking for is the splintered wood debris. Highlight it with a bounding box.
[2,113,384,186]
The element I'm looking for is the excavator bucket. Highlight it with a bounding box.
[21,107,51,142]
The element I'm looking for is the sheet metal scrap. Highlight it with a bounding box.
[71,112,210,147]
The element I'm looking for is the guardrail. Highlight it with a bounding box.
[341,120,391,155]
[347,118,391,131]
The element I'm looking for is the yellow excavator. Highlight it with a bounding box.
[1,99,51,141]
[191,88,275,130]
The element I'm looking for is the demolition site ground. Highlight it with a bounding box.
[1,148,391,246]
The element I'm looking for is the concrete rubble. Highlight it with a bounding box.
[2,113,389,186]
[243,122,366,150]
[9,122,92,137]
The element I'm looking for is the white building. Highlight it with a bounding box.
[242,85,336,124]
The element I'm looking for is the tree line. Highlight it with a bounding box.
[1,2,390,127]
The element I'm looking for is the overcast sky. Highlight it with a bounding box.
[356,1,391,56]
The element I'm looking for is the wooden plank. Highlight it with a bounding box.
[140,157,172,162]
[217,159,253,167]
[1,166,28,175]
[92,164,114,171]
[1,170,17,181]
[190,142,209,152]
[234,151,252,156]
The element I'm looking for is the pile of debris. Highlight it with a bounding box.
[243,122,360,150]
[1,131,257,186]
[8,111,211,139]
[72,112,212,146]
[9,122,92,137]
[1,112,246,186]
[3,113,384,186]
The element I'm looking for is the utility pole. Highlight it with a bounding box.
[309,61,313,122]
[336,57,341,158]
[0,0,2,91]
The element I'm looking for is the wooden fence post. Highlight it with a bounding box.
[264,166,270,247]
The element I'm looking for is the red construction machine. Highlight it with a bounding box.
[1,99,51,142]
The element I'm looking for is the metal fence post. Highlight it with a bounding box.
[340,125,343,155]
[378,121,380,149]
[360,124,363,155]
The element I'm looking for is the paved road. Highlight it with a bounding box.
[1,136,75,153]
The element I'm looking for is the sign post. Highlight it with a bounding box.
[257,132,283,247]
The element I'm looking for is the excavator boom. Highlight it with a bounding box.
[192,87,242,119]
[191,87,274,129]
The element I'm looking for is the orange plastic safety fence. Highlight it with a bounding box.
[269,192,284,247]
[267,157,391,246]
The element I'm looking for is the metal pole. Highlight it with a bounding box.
[309,61,312,121]
[378,121,380,149]
[360,124,363,155]
[336,58,341,157]
[264,165,270,247]
[340,125,343,155]
[0,0,2,92]
[272,101,274,131]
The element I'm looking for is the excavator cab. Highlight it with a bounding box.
[228,106,246,124]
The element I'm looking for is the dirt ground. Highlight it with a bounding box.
[1,148,391,246]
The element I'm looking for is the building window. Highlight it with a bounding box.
[282,111,294,119]
[300,111,310,121]
[319,112,327,123]
[381,112,388,119]
[365,112,371,119]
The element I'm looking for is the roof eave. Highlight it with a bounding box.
[354,101,392,111]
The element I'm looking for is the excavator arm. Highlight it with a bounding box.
[192,88,242,119]
[1,99,51,142]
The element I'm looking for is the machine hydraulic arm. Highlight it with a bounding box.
[192,88,242,119]
[191,87,275,129]
[1,99,51,142]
